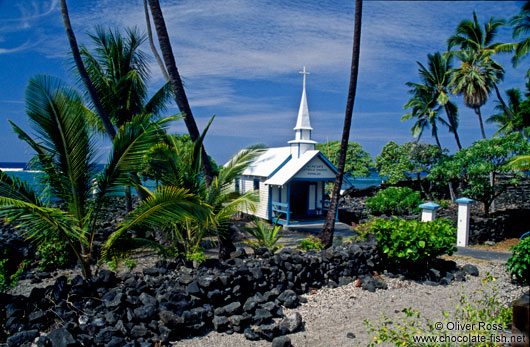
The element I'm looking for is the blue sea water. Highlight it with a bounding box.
[1,162,382,192]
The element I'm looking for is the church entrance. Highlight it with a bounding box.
[289,181,309,217]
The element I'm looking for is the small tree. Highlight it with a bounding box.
[316,141,373,178]
[375,141,443,184]
[429,132,530,215]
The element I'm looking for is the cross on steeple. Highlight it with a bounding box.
[299,66,310,91]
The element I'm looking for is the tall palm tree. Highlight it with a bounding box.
[147,0,215,187]
[448,12,514,130]
[59,0,116,140]
[487,88,529,137]
[449,49,504,139]
[511,1,530,76]
[402,84,448,149]
[319,0,363,248]
[415,52,462,149]
[80,27,172,129]
[0,76,206,279]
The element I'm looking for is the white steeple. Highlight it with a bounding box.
[288,66,317,158]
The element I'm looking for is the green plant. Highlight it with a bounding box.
[352,221,373,241]
[364,275,512,346]
[369,218,456,268]
[36,235,76,271]
[0,252,28,292]
[125,258,137,271]
[315,140,373,178]
[243,219,283,252]
[366,187,423,216]
[185,249,207,265]
[299,235,325,251]
[506,237,530,284]
[0,76,208,279]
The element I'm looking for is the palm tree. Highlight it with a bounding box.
[511,1,530,76]
[319,0,363,248]
[448,12,515,133]
[415,52,462,149]
[133,117,262,261]
[147,0,215,187]
[78,26,173,210]
[487,88,529,137]
[59,0,116,140]
[79,27,172,130]
[402,84,448,149]
[449,49,504,139]
[0,76,207,278]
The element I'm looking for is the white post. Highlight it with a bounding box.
[455,197,473,247]
[419,202,440,222]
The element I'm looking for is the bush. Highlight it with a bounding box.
[506,237,530,284]
[369,218,456,268]
[366,187,423,216]
[298,235,325,251]
[243,219,283,252]
[36,236,76,271]
[0,251,28,292]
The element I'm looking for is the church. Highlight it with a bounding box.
[234,67,351,226]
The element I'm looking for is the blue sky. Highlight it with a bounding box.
[0,0,527,164]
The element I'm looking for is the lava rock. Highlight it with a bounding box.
[279,312,302,334]
[48,328,76,347]
[6,329,39,346]
[463,264,479,277]
[253,308,273,325]
[212,316,229,332]
[272,336,292,347]
[276,290,299,308]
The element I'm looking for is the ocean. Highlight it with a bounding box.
[0,162,382,192]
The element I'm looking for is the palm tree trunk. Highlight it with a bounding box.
[147,0,214,187]
[143,0,169,82]
[474,107,487,139]
[433,128,442,149]
[59,0,116,140]
[493,84,514,120]
[444,105,462,149]
[319,0,363,248]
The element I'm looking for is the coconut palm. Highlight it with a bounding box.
[147,0,215,187]
[511,1,530,76]
[415,52,462,149]
[79,27,172,130]
[448,12,515,134]
[0,76,209,278]
[59,0,116,140]
[142,0,169,81]
[319,0,363,248]
[78,26,173,210]
[402,84,448,149]
[487,88,529,137]
[449,49,504,139]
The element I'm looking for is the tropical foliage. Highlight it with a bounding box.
[429,132,530,215]
[316,141,373,178]
[243,219,283,252]
[365,187,423,216]
[506,236,530,284]
[375,141,444,184]
[369,218,456,269]
[0,75,207,278]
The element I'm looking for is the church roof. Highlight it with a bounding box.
[293,86,312,131]
[241,147,291,177]
[264,150,323,186]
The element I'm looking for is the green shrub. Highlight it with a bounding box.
[0,251,28,292]
[243,219,283,252]
[369,218,456,267]
[36,236,76,271]
[298,235,325,251]
[366,187,423,216]
[506,237,530,284]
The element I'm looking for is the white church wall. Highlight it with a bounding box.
[295,157,335,179]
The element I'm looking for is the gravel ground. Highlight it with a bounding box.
[174,257,528,347]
